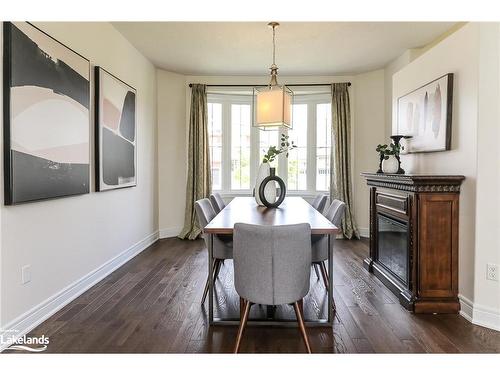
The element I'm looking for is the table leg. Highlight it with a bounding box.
[327,234,333,326]
[209,233,214,324]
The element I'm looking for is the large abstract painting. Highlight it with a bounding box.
[95,67,136,191]
[3,22,90,205]
[396,73,453,153]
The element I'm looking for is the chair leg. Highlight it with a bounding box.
[201,259,220,305]
[319,261,329,291]
[234,299,251,353]
[239,297,244,321]
[213,259,222,281]
[313,264,321,280]
[293,300,312,354]
[319,262,337,315]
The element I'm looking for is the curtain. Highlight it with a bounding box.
[178,84,212,240]
[330,83,360,239]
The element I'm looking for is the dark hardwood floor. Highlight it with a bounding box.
[21,237,500,353]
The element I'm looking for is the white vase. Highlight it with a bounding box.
[255,163,276,206]
[382,155,399,174]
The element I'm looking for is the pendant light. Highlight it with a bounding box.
[253,22,293,130]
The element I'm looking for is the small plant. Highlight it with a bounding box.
[376,143,403,160]
[262,133,297,163]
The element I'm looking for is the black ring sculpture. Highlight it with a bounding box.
[258,168,286,208]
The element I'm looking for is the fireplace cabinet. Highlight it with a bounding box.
[361,173,465,313]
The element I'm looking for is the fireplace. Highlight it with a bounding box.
[376,214,409,286]
[361,173,465,313]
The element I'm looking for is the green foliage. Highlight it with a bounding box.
[262,133,297,163]
[376,143,404,160]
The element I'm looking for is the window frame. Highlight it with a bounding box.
[207,92,332,198]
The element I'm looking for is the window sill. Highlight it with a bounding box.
[215,190,328,200]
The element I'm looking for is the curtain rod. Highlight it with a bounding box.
[188,82,351,88]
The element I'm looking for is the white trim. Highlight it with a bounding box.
[459,294,474,323]
[216,190,327,200]
[0,230,159,352]
[358,227,370,238]
[459,294,500,331]
[159,226,183,239]
[471,302,500,331]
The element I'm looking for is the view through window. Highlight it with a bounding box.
[207,91,332,194]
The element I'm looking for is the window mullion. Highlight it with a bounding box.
[280,127,288,184]
[308,102,317,193]
[222,101,232,192]
[250,121,259,188]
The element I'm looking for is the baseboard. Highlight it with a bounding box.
[358,227,369,238]
[159,226,182,239]
[458,294,474,322]
[0,230,159,352]
[471,302,500,331]
[459,294,500,331]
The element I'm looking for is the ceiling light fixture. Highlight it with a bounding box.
[253,22,293,130]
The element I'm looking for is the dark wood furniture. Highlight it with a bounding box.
[361,173,465,313]
[204,197,339,326]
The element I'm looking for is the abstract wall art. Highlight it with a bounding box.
[3,22,91,205]
[396,73,453,153]
[95,67,137,191]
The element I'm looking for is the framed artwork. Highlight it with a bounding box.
[396,73,453,153]
[3,22,90,205]
[95,67,137,191]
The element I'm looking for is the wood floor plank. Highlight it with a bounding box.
[10,237,499,354]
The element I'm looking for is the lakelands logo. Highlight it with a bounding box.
[1,330,49,352]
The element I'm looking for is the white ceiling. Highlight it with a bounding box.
[112,22,456,76]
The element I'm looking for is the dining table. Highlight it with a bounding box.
[203,196,339,327]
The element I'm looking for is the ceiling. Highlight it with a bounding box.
[112,22,456,76]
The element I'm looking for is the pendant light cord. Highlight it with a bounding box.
[272,24,276,66]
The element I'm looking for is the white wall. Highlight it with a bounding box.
[472,23,500,330]
[384,50,416,138]
[392,23,500,330]
[352,69,386,235]
[156,73,387,238]
[157,70,187,238]
[0,22,158,330]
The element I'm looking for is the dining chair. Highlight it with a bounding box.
[311,199,346,291]
[209,192,226,214]
[311,194,328,213]
[194,198,233,305]
[233,223,312,353]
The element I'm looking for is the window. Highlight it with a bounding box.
[207,91,332,195]
[207,103,222,190]
[287,104,308,191]
[316,103,332,192]
[230,104,251,189]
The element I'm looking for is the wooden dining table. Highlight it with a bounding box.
[204,196,339,327]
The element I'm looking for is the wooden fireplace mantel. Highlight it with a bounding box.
[361,173,465,314]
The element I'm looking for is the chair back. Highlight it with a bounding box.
[311,194,327,213]
[194,198,216,243]
[325,199,346,227]
[210,193,226,214]
[233,223,311,305]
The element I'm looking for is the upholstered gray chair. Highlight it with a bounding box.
[311,194,328,213]
[209,192,226,214]
[312,199,346,290]
[233,223,312,353]
[194,198,233,305]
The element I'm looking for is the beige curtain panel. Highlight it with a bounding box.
[330,83,360,239]
[179,84,212,240]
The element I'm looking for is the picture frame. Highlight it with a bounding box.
[3,22,91,205]
[396,73,453,153]
[94,66,137,191]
